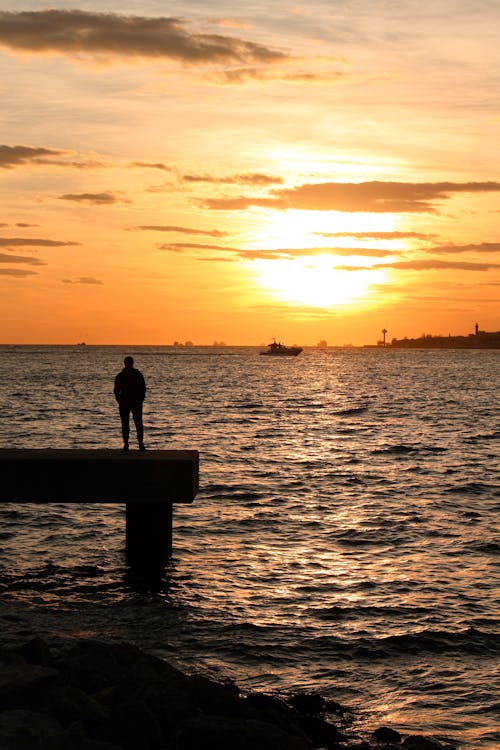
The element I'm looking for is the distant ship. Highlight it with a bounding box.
[260,340,303,357]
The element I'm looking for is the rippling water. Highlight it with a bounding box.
[0,345,499,748]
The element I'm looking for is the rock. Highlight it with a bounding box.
[47,684,109,728]
[325,698,348,715]
[176,715,314,750]
[101,699,163,750]
[295,714,345,748]
[0,663,59,710]
[372,726,402,744]
[0,709,68,750]
[18,638,54,667]
[245,692,305,735]
[81,740,125,750]
[402,736,446,750]
[289,692,326,715]
[187,673,242,716]
[57,641,146,694]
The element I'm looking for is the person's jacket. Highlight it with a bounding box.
[114,367,146,403]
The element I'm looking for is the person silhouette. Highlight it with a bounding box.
[114,356,146,450]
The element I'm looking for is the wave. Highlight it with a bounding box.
[304,627,500,658]
[336,406,369,416]
[372,443,448,455]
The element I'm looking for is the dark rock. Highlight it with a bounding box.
[101,699,162,750]
[402,737,446,750]
[296,714,345,748]
[325,698,349,715]
[0,709,68,750]
[58,640,146,694]
[111,672,195,733]
[289,692,326,715]
[187,673,242,716]
[176,715,314,750]
[0,648,25,667]
[82,740,125,750]
[372,726,402,744]
[47,684,109,728]
[18,638,54,667]
[0,663,59,710]
[245,692,305,735]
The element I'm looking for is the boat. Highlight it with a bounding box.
[260,340,303,356]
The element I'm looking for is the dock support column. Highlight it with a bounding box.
[125,502,172,567]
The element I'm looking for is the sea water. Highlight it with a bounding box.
[0,346,498,748]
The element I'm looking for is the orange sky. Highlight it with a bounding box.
[1,3,499,345]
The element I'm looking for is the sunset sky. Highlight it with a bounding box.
[1,1,499,345]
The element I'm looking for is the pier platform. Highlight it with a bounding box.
[0,449,199,567]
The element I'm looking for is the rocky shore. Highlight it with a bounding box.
[0,638,458,750]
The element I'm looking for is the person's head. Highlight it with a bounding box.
[124,356,134,368]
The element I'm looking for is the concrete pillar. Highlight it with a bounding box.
[126,502,173,567]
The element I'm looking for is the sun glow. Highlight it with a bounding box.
[251,254,387,308]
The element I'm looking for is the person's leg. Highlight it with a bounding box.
[119,403,130,448]
[131,402,144,448]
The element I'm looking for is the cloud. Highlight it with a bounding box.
[129,162,172,171]
[0,144,65,169]
[158,242,394,260]
[213,65,357,85]
[58,191,130,205]
[426,242,500,254]
[314,231,436,240]
[34,158,106,170]
[62,276,103,285]
[378,259,499,271]
[0,10,286,65]
[182,172,284,185]
[16,223,39,228]
[0,252,45,265]
[130,225,230,237]
[0,144,104,170]
[158,242,229,253]
[0,237,79,247]
[203,181,500,213]
[0,268,38,277]
[337,259,499,272]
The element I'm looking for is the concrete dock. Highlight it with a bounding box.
[0,449,199,567]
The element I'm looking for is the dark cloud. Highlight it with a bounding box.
[0,237,79,247]
[0,252,45,265]
[212,66,352,85]
[183,172,283,186]
[0,144,65,169]
[427,242,500,254]
[58,191,130,205]
[204,181,500,214]
[158,242,394,260]
[0,268,38,276]
[158,242,229,253]
[62,276,103,285]
[203,196,278,210]
[314,231,436,240]
[338,259,499,272]
[377,259,499,271]
[16,223,39,227]
[129,162,171,171]
[130,225,230,237]
[0,10,285,64]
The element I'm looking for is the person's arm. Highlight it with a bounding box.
[140,373,146,401]
[114,374,121,401]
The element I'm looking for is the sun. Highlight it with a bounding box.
[250,253,387,308]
